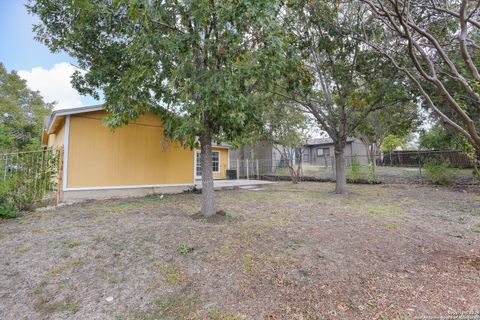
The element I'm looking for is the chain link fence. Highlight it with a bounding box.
[0,148,61,211]
[230,151,477,185]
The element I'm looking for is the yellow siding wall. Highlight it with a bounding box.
[47,119,66,148]
[66,111,194,188]
[196,147,229,179]
[214,147,229,179]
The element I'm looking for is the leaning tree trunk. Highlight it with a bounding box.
[334,142,347,194]
[200,130,216,217]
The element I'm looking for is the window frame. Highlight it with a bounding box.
[196,150,221,175]
[211,151,220,173]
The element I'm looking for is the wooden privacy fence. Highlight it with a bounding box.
[381,150,474,168]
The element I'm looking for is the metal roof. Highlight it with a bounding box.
[45,105,104,134]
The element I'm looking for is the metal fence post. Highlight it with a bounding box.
[246,158,249,180]
[236,159,240,179]
[417,151,422,176]
[256,159,259,180]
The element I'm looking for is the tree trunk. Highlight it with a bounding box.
[369,143,377,165]
[200,130,216,217]
[334,142,347,194]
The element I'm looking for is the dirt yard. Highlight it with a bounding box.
[1,182,479,319]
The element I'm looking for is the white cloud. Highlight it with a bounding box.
[18,63,84,110]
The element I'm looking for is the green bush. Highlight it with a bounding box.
[423,157,453,185]
[0,204,20,218]
[347,156,364,182]
[0,179,20,218]
[367,162,379,184]
[0,149,59,218]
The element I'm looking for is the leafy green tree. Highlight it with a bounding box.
[261,102,310,184]
[381,134,407,153]
[356,102,421,163]
[0,63,53,152]
[29,0,284,216]
[419,125,474,152]
[270,1,412,193]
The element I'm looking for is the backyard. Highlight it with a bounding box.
[1,182,479,319]
[267,162,476,186]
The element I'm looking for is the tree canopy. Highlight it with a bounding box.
[360,0,480,151]
[268,0,414,193]
[419,124,474,153]
[28,0,285,216]
[356,102,421,161]
[0,63,53,153]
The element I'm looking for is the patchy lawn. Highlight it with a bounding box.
[1,182,479,319]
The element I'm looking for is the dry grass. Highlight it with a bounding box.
[0,182,479,319]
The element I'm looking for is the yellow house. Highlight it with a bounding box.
[42,105,230,202]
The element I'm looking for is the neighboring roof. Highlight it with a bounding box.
[305,137,357,146]
[212,141,231,148]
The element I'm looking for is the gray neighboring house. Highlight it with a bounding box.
[229,137,368,176]
[303,137,368,166]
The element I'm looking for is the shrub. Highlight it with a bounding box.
[0,179,20,218]
[347,156,364,182]
[423,157,453,185]
[0,204,20,218]
[366,162,380,184]
[0,149,59,218]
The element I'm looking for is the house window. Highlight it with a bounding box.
[212,151,220,172]
[196,151,220,176]
[196,152,202,176]
[316,147,330,157]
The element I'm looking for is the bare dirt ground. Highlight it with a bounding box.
[1,182,479,320]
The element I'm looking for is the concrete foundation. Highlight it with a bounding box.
[62,185,192,203]
[61,179,275,203]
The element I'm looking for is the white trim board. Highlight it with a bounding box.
[195,150,221,179]
[64,183,193,191]
[215,150,221,173]
[192,149,197,185]
[62,115,71,191]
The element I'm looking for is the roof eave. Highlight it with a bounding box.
[46,104,104,134]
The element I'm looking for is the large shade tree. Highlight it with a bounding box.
[271,0,412,193]
[360,0,480,152]
[28,0,283,216]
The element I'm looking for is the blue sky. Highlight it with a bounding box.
[0,1,100,109]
